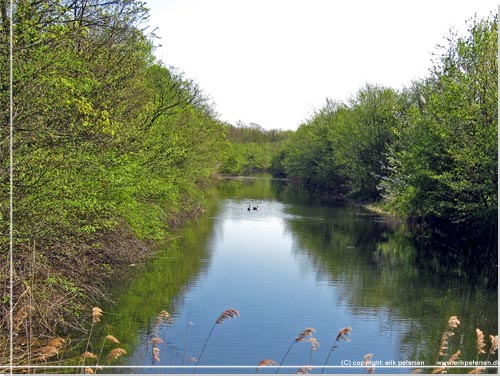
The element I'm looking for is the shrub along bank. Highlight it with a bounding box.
[275,14,497,258]
[0,0,227,362]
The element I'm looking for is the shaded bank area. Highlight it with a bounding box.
[273,178,498,288]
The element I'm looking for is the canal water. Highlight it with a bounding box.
[97,177,497,374]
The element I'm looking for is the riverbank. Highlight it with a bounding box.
[1,195,214,368]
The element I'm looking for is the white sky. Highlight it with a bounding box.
[144,0,497,130]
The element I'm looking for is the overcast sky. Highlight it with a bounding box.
[144,0,497,130]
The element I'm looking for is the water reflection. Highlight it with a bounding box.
[100,176,497,374]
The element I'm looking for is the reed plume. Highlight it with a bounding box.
[106,348,127,362]
[476,329,487,356]
[154,310,171,326]
[437,331,453,357]
[489,335,498,354]
[152,347,160,362]
[81,351,98,360]
[447,350,461,365]
[432,316,462,374]
[320,326,352,374]
[83,306,104,367]
[308,337,319,365]
[106,335,120,344]
[434,316,460,366]
[150,337,164,346]
[363,353,373,366]
[295,328,316,342]
[37,337,66,361]
[96,334,122,370]
[296,366,313,374]
[37,346,59,362]
[275,327,316,374]
[193,308,240,373]
[336,326,352,342]
[448,316,460,328]
[216,308,240,324]
[92,307,103,324]
[364,353,375,374]
[467,367,486,374]
[85,367,95,374]
[255,359,277,373]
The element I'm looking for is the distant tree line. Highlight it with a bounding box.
[221,121,291,174]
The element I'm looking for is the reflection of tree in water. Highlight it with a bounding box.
[280,201,497,368]
[97,192,221,359]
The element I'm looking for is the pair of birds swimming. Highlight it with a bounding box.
[247,204,258,211]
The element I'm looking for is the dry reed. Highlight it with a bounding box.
[468,367,486,374]
[37,345,59,362]
[152,347,160,362]
[216,308,240,324]
[309,337,319,351]
[296,366,313,374]
[154,310,171,326]
[364,353,375,374]
[47,337,65,348]
[105,335,120,344]
[276,327,317,374]
[447,316,460,328]
[435,315,460,366]
[489,335,498,354]
[83,306,103,368]
[320,326,352,374]
[475,329,487,355]
[96,333,122,370]
[431,366,446,374]
[255,359,278,373]
[193,308,240,373]
[295,328,316,342]
[85,367,95,374]
[92,307,103,324]
[437,331,454,357]
[81,351,98,360]
[106,348,127,362]
[14,305,35,331]
[150,337,164,346]
[37,336,66,361]
[363,353,373,366]
[336,326,352,342]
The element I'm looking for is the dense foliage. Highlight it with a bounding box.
[220,122,291,175]
[0,0,226,350]
[278,14,497,251]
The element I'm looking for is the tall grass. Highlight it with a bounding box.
[21,309,499,375]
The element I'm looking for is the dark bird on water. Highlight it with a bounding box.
[247,205,251,211]
[253,205,258,211]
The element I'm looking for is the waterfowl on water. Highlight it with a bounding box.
[253,205,258,210]
[247,205,251,211]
